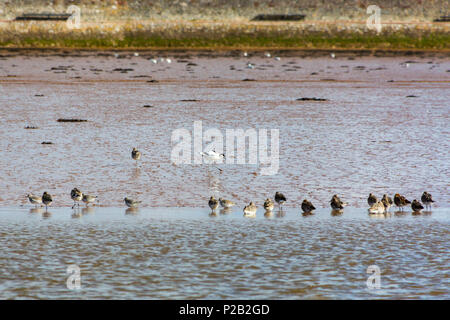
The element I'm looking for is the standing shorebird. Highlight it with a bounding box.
[394,193,411,211]
[200,150,225,172]
[42,192,52,211]
[208,196,219,212]
[411,199,424,213]
[367,193,378,207]
[330,194,347,210]
[124,197,141,208]
[368,201,385,215]
[70,188,83,209]
[274,192,286,211]
[263,198,275,212]
[301,199,316,214]
[27,194,42,207]
[82,194,98,207]
[131,147,141,165]
[421,192,435,210]
[219,198,235,209]
[381,194,393,212]
[243,202,257,217]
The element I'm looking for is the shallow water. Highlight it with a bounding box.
[0,206,448,299]
[0,51,449,208]
[0,51,449,299]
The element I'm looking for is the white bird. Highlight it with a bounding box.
[150,58,157,64]
[200,150,225,163]
[166,58,172,63]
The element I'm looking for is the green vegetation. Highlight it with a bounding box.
[0,21,448,50]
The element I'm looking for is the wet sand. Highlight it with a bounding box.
[0,51,448,209]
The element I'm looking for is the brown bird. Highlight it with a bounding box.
[411,199,424,212]
[394,193,411,211]
[330,194,347,210]
[263,198,274,212]
[208,196,219,212]
[131,147,141,165]
[42,192,52,211]
[421,192,434,210]
[274,192,286,210]
[367,193,377,207]
[368,201,385,215]
[70,188,83,209]
[301,199,316,213]
[381,194,393,212]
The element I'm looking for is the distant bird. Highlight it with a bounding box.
[330,194,347,210]
[368,201,385,215]
[70,188,83,209]
[82,194,97,207]
[274,192,286,210]
[243,202,257,217]
[200,150,225,163]
[27,194,42,207]
[301,199,316,213]
[124,197,141,208]
[200,150,225,172]
[421,192,434,210]
[219,198,235,209]
[394,193,411,211]
[331,53,336,59]
[132,147,141,165]
[246,63,255,69]
[264,52,271,58]
[208,196,219,211]
[381,194,393,212]
[42,192,52,211]
[411,199,424,212]
[263,198,274,212]
[367,193,378,207]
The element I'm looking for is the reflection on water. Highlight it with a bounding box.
[0,206,448,299]
[125,207,139,215]
[220,207,232,215]
[29,208,44,214]
[331,209,344,216]
[82,207,95,215]
[264,210,274,218]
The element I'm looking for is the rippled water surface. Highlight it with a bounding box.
[0,51,449,299]
[0,206,449,299]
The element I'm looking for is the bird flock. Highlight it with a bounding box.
[26,147,436,216]
[208,191,435,217]
[27,148,143,211]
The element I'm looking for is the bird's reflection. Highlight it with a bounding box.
[42,211,52,219]
[276,210,285,218]
[209,211,218,217]
[369,213,391,219]
[125,207,139,215]
[331,209,343,216]
[71,211,82,219]
[302,212,314,217]
[131,167,141,180]
[220,208,232,215]
[29,208,44,214]
[264,210,274,218]
[394,210,408,217]
[82,207,95,215]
